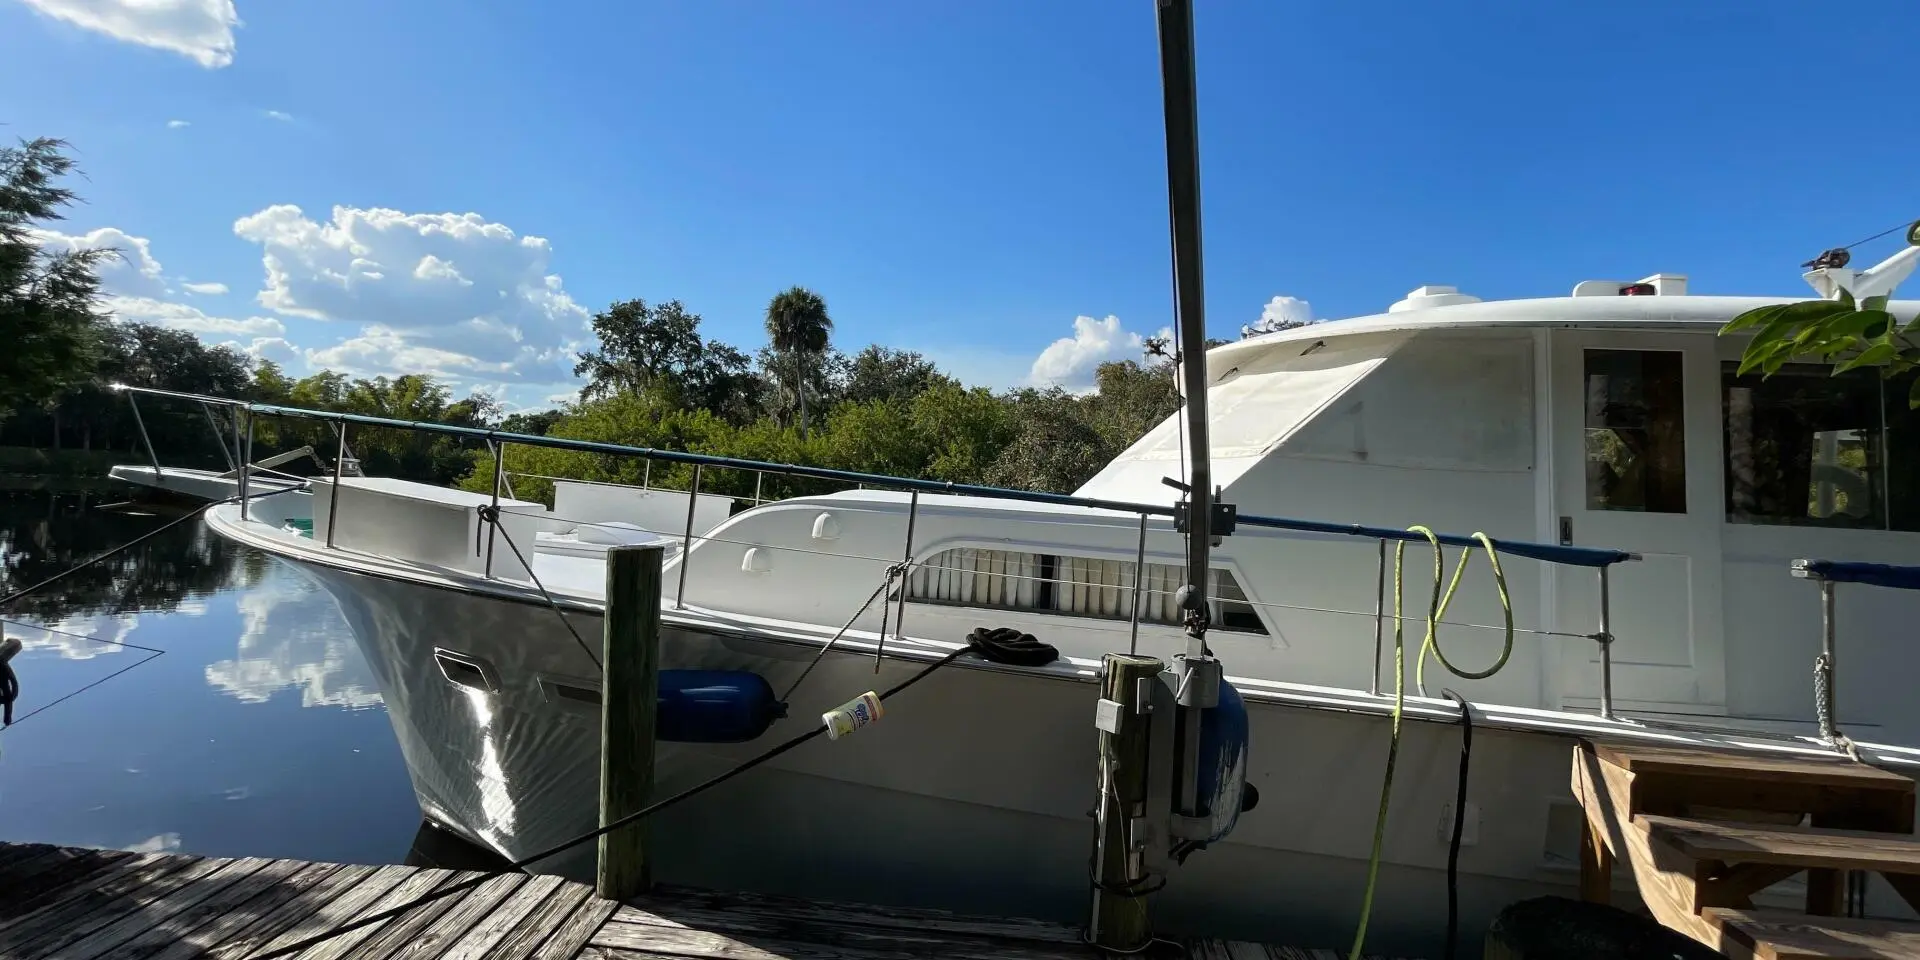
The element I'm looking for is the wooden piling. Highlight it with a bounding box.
[598,544,664,901]
[1089,653,1164,953]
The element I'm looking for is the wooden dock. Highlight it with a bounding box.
[0,841,1379,960]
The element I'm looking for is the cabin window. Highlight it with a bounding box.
[1888,372,1920,532]
[1583,350,1688,513]
[905,547,1269,635]
[1724,364,1920,532]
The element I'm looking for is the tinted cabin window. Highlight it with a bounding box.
[905,547,1268,635]
[1723,363,1885,528]
[1888,371,1920,532]
[1584,350,1688,513]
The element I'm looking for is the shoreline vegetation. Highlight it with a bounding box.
[6,136,1304,500]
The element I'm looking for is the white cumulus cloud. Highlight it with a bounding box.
[1242,295,1316,338]
[181,281,228,295]
[31,226,167,298]
[167,119,191,129]
[263,109,292,122]
[19,0,239,68]
[106,296,283,338]
[1029,315,1167,391]
[232,204,589,386]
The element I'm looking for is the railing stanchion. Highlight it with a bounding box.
[239,411,255,520]
[326,422,348,549]
[201,402,236,472]
[1370,538,1387,696]
[674,465,702,610]
[1129,513,1149,656]
[643,460,651,490]
[485,438,506,578]
[754,471,764,507]
[1818,578,1839,743]
[126,393,163,478]
[893,491,919,640]
[1597,566,1614,720]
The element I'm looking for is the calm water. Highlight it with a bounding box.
[0,480,425,863]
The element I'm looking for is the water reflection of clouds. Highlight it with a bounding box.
[203,571,382,709]
[7,614,144,660]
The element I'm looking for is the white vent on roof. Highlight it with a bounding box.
[1571,273,1688,297]
[1388,285,1481,313]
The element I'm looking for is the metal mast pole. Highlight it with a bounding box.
[1154,0,1228,829]
[1157,0,1213,652]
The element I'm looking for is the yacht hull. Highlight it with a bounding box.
[294,556,1593,958]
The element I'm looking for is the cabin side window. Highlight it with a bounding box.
[1722,364,1920,531]
[905,547,1269,635]
[1584,350,1688,513]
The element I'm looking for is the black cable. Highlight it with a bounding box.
[1441,689,1473,960]
[1842,219,1916,250]
[254,642,1001,960]
[477,506,601,669]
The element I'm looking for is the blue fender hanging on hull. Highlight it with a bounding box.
[1194,679,1252,843]
[656,670,785,743]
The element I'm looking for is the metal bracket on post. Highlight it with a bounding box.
[1171,497,1237,539]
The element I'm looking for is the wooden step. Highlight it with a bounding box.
[1705,908,1920,960]
[1648,816,1920,874]
[1592,744,1916,830]
[1646,816,1920,915]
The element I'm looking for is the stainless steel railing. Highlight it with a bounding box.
[110,383,1636,719]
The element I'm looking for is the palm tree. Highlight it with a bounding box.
[763,286,833,438]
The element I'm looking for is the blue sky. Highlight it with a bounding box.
[5,0,1915,409]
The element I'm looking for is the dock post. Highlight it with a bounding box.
[1089,653,1165,953]
[598,543,664,900]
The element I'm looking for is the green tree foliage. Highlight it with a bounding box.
[763,286,834,437]
[249,372,500,485]
[573,299,763,422]
[0,321,252,466]
[841,345,955,404]
[0,138,113,416]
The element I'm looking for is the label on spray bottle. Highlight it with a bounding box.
[822,691,883,741]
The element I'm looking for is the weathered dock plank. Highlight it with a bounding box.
[0,841,1402,959]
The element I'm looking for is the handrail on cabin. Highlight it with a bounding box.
[1788,558,1920,748]
[1792,559,1920,591]
[108,383,1636,570]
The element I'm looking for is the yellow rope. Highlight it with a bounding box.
[1347,528,1512,960]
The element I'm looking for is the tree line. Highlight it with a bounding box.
[5,134,1283,498]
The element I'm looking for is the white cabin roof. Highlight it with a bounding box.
[1212,292,1920,372]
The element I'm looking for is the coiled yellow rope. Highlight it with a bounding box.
[1348,527,1512,960]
